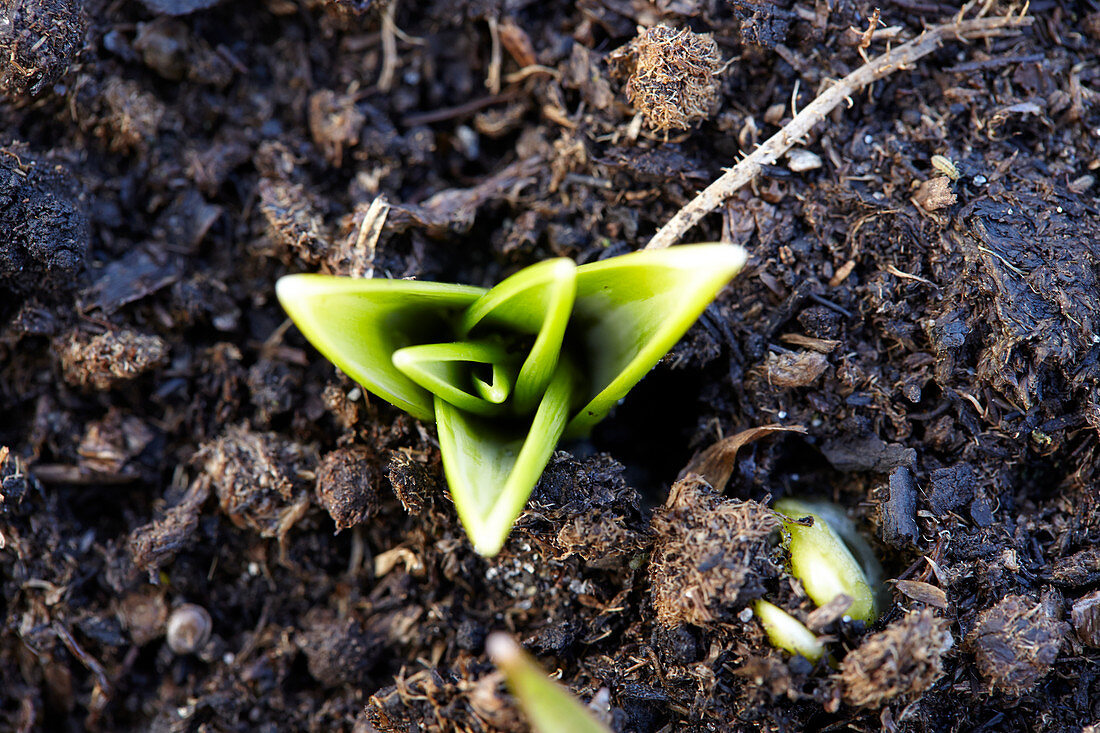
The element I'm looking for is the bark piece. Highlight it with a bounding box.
[881,466,919,548]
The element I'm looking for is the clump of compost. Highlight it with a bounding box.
[0,0,86,98]
[649,476,780,626]
[200,425,316,540]
[839,609,954,707]
[966,594,1069,695]
[615,25,722,132]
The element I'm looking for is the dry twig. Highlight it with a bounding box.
[645,8,1033,250]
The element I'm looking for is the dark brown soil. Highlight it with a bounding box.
[2,0,1100,731]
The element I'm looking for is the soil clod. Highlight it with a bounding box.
[839,609,953,708]
[649,476,780,627]
[56,327,168,389]
[315,445,379,533]
[966,594,1070,695]
[200,425,315,540]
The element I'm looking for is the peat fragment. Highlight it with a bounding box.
[613,26,722,132]
[56,327,168,389]
[649,475,780,627]
[200,425,315,540]
[298,610,381,688]
[315,445,379,533]
[0,145,89,297]
[0,0,86,98]
[839,609,953,708]
[966,594,1069,695]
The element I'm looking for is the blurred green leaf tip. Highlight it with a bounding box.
[277,243,746,556]
[487,632,611,733]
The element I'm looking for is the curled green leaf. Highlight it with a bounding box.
[393,340,515,417]
[276,275,484,421]
[277,243,747,555]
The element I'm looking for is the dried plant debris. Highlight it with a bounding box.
[650,476,780,627]
[314,445,380,532]
[55,327,168,389]
[614,26,722,132]
[200,425,316,540]
[1072,590,1100,648]
[0,0,86,98]
[839,609,953,708]
[966,594,1070,695]
[129,478,210,571]
[0,144,88,296]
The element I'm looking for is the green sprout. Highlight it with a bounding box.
[753,599,826,662]
[754,498,883,661]
[277,244,746,556]
[487,632,611,733]
[775,497,880,623]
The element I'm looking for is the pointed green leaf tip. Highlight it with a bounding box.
[276,243,747,556]
[435,363,573,557]
[275,275,484,422]
[565,243,748,436]
[487,633,611,733]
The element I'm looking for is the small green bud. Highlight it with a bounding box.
[752,599,825,662]
[487,633,611,733]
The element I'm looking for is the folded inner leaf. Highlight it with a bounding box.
[565,244,747,436]
[276,274,485,421]
[460,258,577,413]
[435,363,573,556]
[473,363,512,404]
[392,341,515,416]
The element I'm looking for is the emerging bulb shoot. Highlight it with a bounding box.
[752,498,884,661]
[753,599,826,662]
[774,497,881,623]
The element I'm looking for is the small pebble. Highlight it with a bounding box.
[787,148,822,172]
[166,603,212,655]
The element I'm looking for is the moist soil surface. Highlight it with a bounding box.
[2,1,1100,731]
